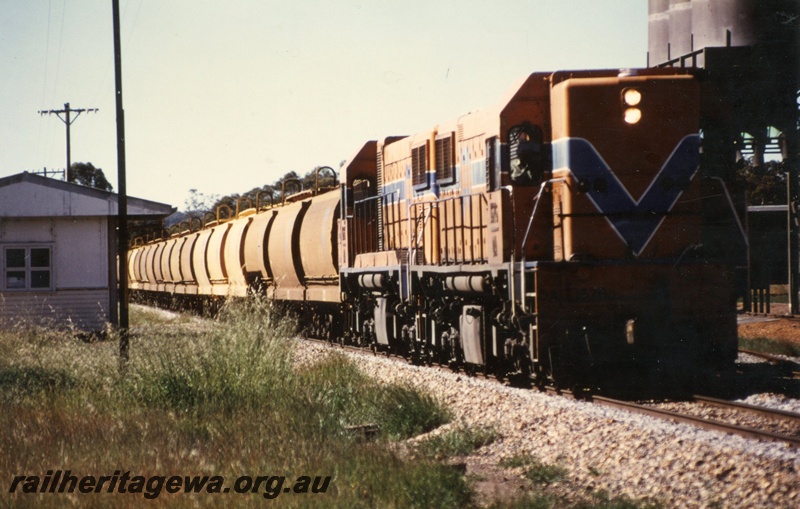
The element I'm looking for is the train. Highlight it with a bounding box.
[127,66,745,389]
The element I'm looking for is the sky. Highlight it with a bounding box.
[1,1,648,210]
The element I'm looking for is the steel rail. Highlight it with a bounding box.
[739,348,796,364]
[304,336,800,448]
[739,348,800,379]
[692,395,800,424]
[591,396,800,448]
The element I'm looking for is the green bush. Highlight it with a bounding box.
[371,384,451,439]
[1,299,468,508]
[416,424,497,459]
[500,454,568,485]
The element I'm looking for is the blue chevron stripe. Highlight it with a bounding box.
[552,135,700,256]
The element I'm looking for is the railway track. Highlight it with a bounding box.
[310,337,800,448]
[590,395,800,449]
[739,348,800,380]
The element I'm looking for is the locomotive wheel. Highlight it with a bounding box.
[448,360,460,373]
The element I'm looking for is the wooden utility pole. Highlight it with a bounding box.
[113,0,130,364]
[38,103,98,181]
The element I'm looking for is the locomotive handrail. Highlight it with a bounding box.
[520,178,566,264]
[353,192,387,256]
[235,197,253,217]
[407,202,433,267]
[709,176,748,249]
[655,48,703,68]
[352,194,384,205]
[519,178,566,314]
[402,191,489,268]
[426,191,489,265]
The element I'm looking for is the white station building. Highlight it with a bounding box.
[0,172,173,331]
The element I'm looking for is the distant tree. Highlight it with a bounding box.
[243,185,276,208]
[69,162,113,191]
[736,159,787,206]
[211,193,240,219]
[202,166,340,218]
[184,188,219,215]
[164,210,186,229]
[279,171,302,194]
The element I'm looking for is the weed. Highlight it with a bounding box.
[484,493,558,509]
[572,490,664,509]
[370,383,451,439]
[739,336,800,357]
[1,299,467,508]
[500,454,568,485]
[416,424,497,458]
[484,488,663,509]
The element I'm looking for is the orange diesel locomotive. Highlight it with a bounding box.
[129,68,741,387]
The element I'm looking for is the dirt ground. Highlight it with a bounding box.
[738,315,800,346]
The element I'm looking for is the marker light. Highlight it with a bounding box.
[623,88,642,106]
[624,108,642,124]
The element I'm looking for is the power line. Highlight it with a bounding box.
[37,103,98,181]
[29,167,66,180]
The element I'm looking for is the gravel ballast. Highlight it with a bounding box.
[293,341,800,508]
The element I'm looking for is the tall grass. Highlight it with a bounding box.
[1,299,666,508]
[0,298,466,508]
[296,353,450,439]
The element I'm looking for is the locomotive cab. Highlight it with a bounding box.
[536,69,738,389]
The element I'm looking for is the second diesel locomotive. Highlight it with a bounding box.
[128,68,742,387]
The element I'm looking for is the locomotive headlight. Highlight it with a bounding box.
[624,107,642,124]
[623,88,642,106]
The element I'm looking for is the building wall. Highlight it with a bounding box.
[0,216,111,331]
[0,289,110,331]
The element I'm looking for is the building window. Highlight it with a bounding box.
[3,246,52,291]
[412,142,429,188]
[435,134,455,185]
